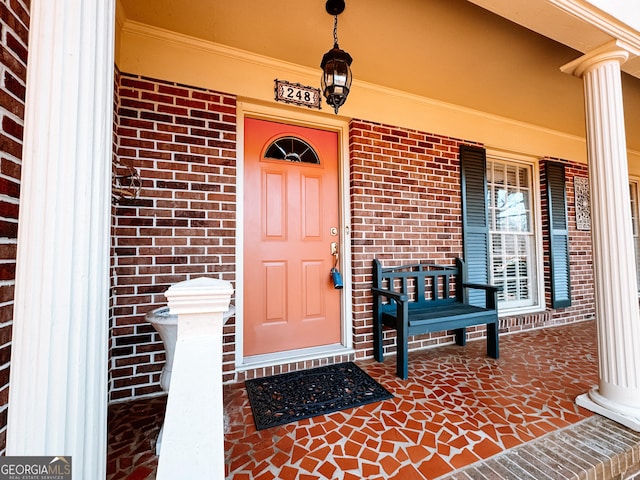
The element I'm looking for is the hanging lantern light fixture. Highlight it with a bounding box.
[320,0,353,114]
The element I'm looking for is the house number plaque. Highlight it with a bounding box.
[275,79,322,109]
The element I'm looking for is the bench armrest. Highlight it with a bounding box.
[461,282,499,292]
[460,283,500,310]
[371,287,409,303]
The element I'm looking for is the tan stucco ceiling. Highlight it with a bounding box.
[118,0,640,152]
[468,0,640,76]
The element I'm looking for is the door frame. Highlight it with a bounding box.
[236,101,353,370]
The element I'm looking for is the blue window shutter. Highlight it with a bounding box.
[546,161,572,308]
[460,145,490,307]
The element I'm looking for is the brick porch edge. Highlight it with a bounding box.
[440,415,640,480]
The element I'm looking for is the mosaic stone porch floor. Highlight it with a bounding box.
[107,320,639,479]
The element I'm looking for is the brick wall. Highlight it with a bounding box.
[349,120,467,358]
[109,84,595,400]
[349,119,595,359]
[110,73,237,401]
[0,0,28,452]
[109,68,120,395]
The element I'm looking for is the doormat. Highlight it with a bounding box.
[245,362,393,430]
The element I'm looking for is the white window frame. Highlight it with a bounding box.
[486,151,545,315]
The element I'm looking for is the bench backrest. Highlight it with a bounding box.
[373,258,468,307]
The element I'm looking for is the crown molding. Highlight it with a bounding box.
[120,19,315,77]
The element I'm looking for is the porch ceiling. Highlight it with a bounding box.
[118,0,640,152]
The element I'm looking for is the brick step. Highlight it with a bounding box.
[441,415,640,480]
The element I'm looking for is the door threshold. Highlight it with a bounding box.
[239,344,355,371]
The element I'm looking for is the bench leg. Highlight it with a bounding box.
[487,321,499,359]
[396,323,408,379]
[455,328,466,346]
[374,317,383,363]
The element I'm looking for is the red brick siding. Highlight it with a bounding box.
[349,119,595,360]
[110,73,236,401]
[110,87,595,399]
[109,68,120,396]
[0,0,28,453]
[350,120,467,358]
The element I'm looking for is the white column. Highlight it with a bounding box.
[562,40,640,431]
[6,0,115,477]
[157,277,233,480]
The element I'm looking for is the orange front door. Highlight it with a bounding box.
[244,118,342,357]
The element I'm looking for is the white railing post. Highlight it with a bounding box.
[156,277,233,479]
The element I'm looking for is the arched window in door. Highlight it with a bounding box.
[264,136,320,164]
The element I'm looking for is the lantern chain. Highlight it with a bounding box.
[333,15,339,47]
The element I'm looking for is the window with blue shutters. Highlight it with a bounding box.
[461,146,544,313]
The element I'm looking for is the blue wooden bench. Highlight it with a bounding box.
[372,258,500,379]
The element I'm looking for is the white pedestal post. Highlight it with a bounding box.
[157,277,233,479]
[562,40,640,431]
[6,0,115,476]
